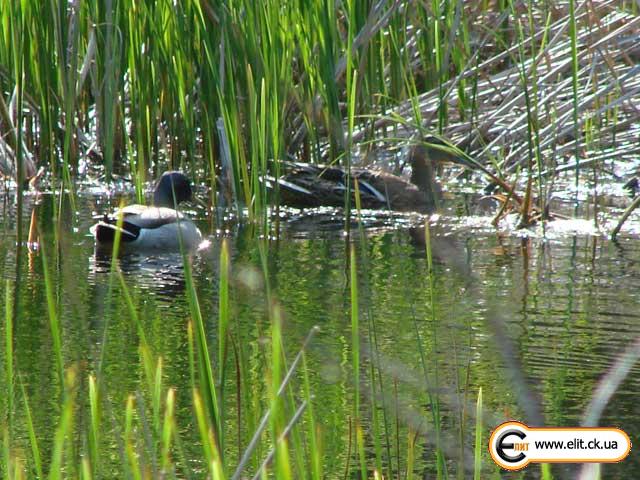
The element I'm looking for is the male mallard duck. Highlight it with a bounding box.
[273,143,468,212]
[91,171,202,251]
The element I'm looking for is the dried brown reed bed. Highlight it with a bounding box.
[358,1,640,184]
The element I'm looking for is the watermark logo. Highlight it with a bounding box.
[489,421,631,470]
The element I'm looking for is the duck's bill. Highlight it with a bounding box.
[421,141,473,169]
[416,135,479,171]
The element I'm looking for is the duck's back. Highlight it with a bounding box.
[357,169,440,212]
[120,205,187,227]
[278,163,437,212]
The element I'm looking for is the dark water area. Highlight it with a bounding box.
[0,186,638,478]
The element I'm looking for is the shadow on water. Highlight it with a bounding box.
[1,189,638,478]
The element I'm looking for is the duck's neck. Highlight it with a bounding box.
[154,189,178,208]
[410,152,441,208]
[410,162,436,193]
[154,192,170,207]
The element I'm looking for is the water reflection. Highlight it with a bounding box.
[90,250,191,298]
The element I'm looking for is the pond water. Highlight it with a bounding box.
[0,185,638,478]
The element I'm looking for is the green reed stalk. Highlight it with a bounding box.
[269,302,285,476]
[258,78,269,229]
[349,245,367,480]
[279,325,315,477]
[513,16,537,226]
[246,66,260,222]
[356,423,366,480]
[8,6,26,411]
[124,395,142,480]
[431,0,445,131]
[423,221,446,477]
[193,389,224,479]
[232,325,318,480]
[40,12,57,176]
[302,354,321,480]
[217,88,246,212]
[2,427,9,479]
[568,0,580,207]
[406,429,417,480]
[343,0,356,224]
[219,239,230,407]
[80,458,92,480]
[106,200,127,282]
[274,442,292,480]
[453,1,471,119]
[124,4,148,198]
[284,383,308,476]
[350,244,360,421]
[60,0,79,205]
[19,383,43,479]
[401,60,425,140]
[534,10,553,217]
[4,280,13,433]
[161,388,175,472]
[182,249,221,456]
[541,463,553,479]
[48,370,76,480]
[187,321,196,403]
[258,397,308,479]
[512,3,550,229]
[117,271,148,346]
[152,357,163,434]
[358,239,390,477]
[474,388,483,479]
[88,375,99,478]
[101,0,121,179]
[116,281,178,474]
[345,69,358,235]
[367,358,384,477]
[40,244,64,386]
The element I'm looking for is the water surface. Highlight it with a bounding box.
[0,188,638,478]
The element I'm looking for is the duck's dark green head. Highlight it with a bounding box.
[153,171,193,207]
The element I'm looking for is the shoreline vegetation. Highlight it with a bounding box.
[0,2,637,224]
[1,1,639,478]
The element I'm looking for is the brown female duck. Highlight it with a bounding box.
[275,144,468,212]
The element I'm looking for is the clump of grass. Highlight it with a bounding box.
[3,224,499,479]
[6,2,636,223]
[0,2,634,243]
[1,233,325,478]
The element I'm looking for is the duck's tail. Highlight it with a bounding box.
[91,221,140,243]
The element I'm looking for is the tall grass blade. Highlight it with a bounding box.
[4,280,13,433]
[251,400,308,480]
[183,247,221,452]
[219,239,230,407]
[48,369,76,480]
[40,243,64,385]
[474,388,483,479]
[88,375,99,478]
[19,383,43,479]
[423,221,446,476]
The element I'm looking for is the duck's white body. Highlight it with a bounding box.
[92,205,202,251]
[91,172,203,252]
